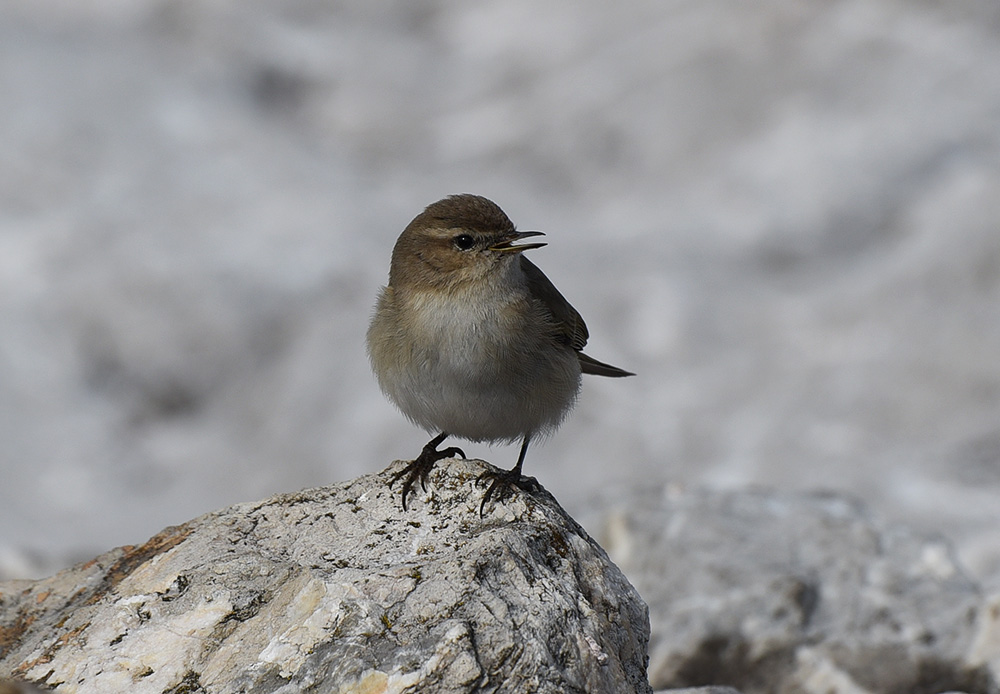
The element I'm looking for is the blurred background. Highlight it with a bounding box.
[1,0,998,587]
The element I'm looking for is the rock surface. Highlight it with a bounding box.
[0,459,652,694]
[595,485,1000,694]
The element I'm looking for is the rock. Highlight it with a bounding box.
[0,681,46,694]
[596,485,999,694]
[0,459,652,694]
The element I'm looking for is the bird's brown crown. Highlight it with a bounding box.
[389,194,520,289]
[415,194,516,237]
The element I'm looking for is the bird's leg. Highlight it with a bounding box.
[478,435,540,515]
[390,432,466,510]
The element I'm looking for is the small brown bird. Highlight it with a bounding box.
[367,194,633,511]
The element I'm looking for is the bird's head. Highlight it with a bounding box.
[389,194,545,290]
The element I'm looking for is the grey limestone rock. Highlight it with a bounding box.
[597,486,999,694]
[0,459,652,694]
[0,682,47,694]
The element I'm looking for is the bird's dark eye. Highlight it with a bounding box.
[453,234,475,251]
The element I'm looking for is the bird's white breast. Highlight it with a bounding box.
[369,283,581,442]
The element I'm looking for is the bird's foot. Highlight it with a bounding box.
[390,438,466,510]
[477,467,540,516]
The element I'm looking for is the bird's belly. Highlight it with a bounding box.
[385,324,582,443]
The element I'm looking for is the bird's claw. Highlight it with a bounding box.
[440,446,466,460]
[389,459,433,510]
[389,440,466,510]
[477,468,540,516]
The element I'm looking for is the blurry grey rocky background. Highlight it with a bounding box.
[596,485,1000,693]
[1,0,999,588]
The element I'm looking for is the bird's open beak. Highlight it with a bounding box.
[489,231,547,253]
